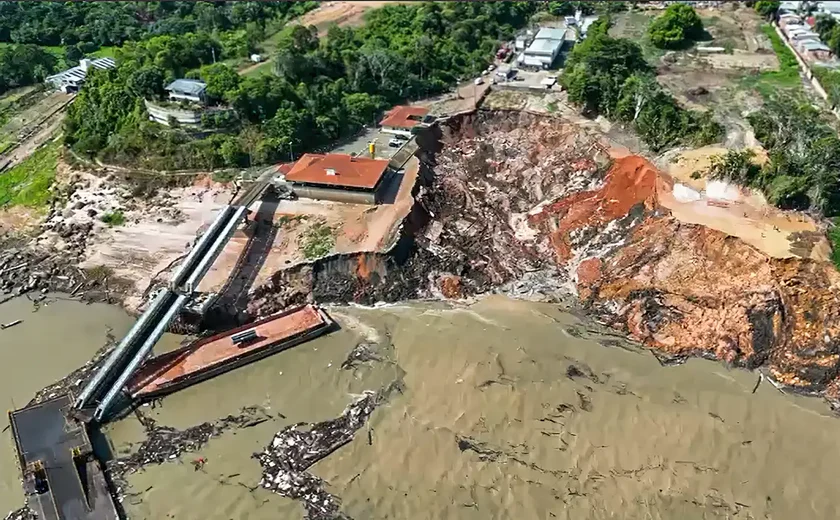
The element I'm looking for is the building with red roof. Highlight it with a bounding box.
[380,105,430,137]
[284,153,392,204]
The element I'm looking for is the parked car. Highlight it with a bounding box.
[474,77,484,85]
[388,138,403,148]
[488,64,496,71]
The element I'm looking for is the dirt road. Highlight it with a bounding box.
[0,93,72,172]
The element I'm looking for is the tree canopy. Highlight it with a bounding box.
[743,98,840,216]
[0,44,58,95]
[64,1,540,170]
[0,2,316,48]
[562,17,721,152]
[647,4,704,49]
[754,1,781,19]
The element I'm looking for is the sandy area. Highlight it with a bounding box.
[197,157,419,294]
[655,147,829,260]
[74,176,234,309]
[296,1,399,35]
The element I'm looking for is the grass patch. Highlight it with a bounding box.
[100,210,125,227]
[830,220,840,271]
[242,60,274,78]
[610,10,665,61]
[546,101,558,113]
[211,169,238,183]
[89,46,117,59]
[300,220,335,259]
[0,140,59,208]
[742,25,801,98]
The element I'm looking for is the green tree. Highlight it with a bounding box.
[754,1,781,18]
[200,63,241,104]
[648,4,704,49]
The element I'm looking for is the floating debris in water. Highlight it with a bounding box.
[341,342,381,370]
[108,405,273,500]
[3,506,36,520]
[254,382,401,520]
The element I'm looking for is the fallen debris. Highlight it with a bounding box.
[341,342,382,370]
[255,382,401,520]
[112,405,272,473]
[3,507,36,520]
[1,319,22,329]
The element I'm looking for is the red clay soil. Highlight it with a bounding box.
[580,215,840,394]
[529,156,659,261]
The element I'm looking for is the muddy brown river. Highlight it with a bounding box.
[2,294,840,519]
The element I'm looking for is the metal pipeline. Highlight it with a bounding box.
[93,293,190,422]
[169,206,234,290]
[73,288,172,409]
[182,206,247,294]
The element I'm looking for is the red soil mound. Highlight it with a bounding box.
[529,155,660,261]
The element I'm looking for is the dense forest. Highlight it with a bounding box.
[0,1,316,95]
[561,16,721,152]
[0,2,313,48]
[65,2,540,170]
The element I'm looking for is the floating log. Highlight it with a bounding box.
[1,319,23,330]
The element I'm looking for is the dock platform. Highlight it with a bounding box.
[8,395,118,520]
[129,304,332,400]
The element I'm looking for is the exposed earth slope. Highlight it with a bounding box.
[357,110,840,401]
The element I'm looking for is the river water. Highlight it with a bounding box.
[2,294,840,519]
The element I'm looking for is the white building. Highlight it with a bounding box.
[165,79,207,105]
[45,57,116,93]
[518,27,568,69]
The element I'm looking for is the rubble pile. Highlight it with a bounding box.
[418,111,612,294]
[255,388,393,520]
[0,246,119,304]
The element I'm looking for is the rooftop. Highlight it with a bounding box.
[45,57,116,85]
[534,27,568,41]
[527,37,564,54]
[285,153,390,189]
[380,105,429,129]
[165,78,207,96]
[802,40,831,51]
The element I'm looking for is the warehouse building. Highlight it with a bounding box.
[45,57,116,93]
[518,27,569,70]
[284,153,392,204]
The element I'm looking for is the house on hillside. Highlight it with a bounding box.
[284,153,392,204]
[45,57,116,93]
[380,106,430,138]
[165,79,207,105]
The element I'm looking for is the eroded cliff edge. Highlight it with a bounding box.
[251,109,840,403]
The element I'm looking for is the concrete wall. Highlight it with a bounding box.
[145,100,204,126]
[382,126,413,138]
[291,185,378,205]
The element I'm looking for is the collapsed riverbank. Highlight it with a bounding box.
[3,108,839,407]
[248,109,840,405]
